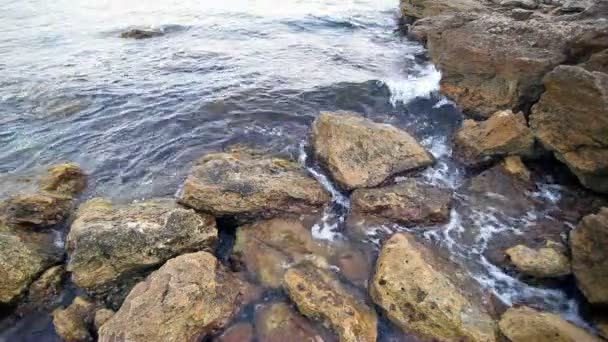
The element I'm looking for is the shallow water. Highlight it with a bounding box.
[0,0,602,340]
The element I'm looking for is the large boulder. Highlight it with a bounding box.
[370,233,497,341]
[454,111,535,166]
[311,112,433,190]
[98,252,255,342]
[505,244,571,278]
[499,306,602,342]
[52,296,96,342]
[350,178,452,226]
[178,149,330,220]
[66,198,217,299]
[284,262,378,342]
[570,207,608,305]
[400,0,487,18]
[530,65,608,193]
[254,302,323,342]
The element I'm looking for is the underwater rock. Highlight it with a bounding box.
[119,28,163,39]
[93,308,115,331]
[52,296,96,342]
[370,233,497,341]
[98,252,255,342]
[505,244,571,278]
[39,163,87,197]
[66,198,217,300]
[179,148,330,221]
[312,112,433,190]
[217,322,255,342]
[254,302,323,342]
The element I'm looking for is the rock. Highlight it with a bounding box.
[93,309,115,331]
[335,249,372,288]
[284,262,378,342]
[501,0,539,9]
[254,302,322,342]
[66,198,217,298]
[98,252,254,342]
[119,28,163,39]
[530,65,608,193]
[511,8,534,20]
[595,316,608,339]
[400,0,487,18]
[570,207,608,305]
[583,49,608,73]
[217,323,255,342]
[350,179,452,225]
[312,112,433,190]
[370,233,497,341]
[178,149,330,220]
[2,193,72,227]
[501,156,531,181]
[25,265,65,306]
[505,244,571,278]
[39,163,86,197]
[454,111,535,166]
[52,296,96,342]
[498,306,602,342]
[561,0,591,12]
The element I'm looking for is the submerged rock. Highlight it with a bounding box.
[66,198,217,299]
[350,178,452,226]
[98,252,255,342]
[23,265,65,310]
[93,308,115,331]
[39,163,87,197]
[312,112,433,190]
[530,65,608,194]
[505,244,571,278]
[570,207,608,305]
[119,28,163,39]
[52,296,96,342]
[454,111,535,166]
[254,302,322,342]
[284,262,378,342]
[499,306,602,342]
[370,233,497,341]
[217,322,255,342]
[179,149,330,220]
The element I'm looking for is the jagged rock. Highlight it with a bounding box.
[119,28,163,39]
[454,111,534,166]
[370,233,497,341]
[217,323,255,342]
[499,306,602,342]
[505,244,571,278]
[284,262,378,342]
[501,156,531,181]
[93,309,115,331]
[400,0,487,18]
[178,149,330,220]
[254,302,322,342]
[570,207,608,305]
[66,198,217,298]
[52,296,96,342]
[98,252,255,342]
[312,112,433,190]
[530,65,608,194]
[501,0,539,9]
[350,179,452,225]
[39,163,86,197]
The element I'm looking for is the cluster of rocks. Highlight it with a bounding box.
[402,0,608,194]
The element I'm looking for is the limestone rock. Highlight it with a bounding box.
[370,233,497,341]
[501,156,531,181]
[254,302,322,342]
[39,163,86,197]
[454,111,534,166]
[26,265,65,306]
[93,309,115,331]
[501,0,539,9]
[530,65,608,193]
[570,207,608,305]
[499,306,602,342]
[400,0,487,18]
[2,193,72,227]
[120,28,163,39]
[179,149,330,220]
[284,262,378,342]
[312,112,433,190]
[505,244,571,278]
[66,198,217,297]
[52,296,96,342]
[351,179,452,226]
[217,323,255,342]
[98,252,254,342]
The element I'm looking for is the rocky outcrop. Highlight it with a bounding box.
[178,149,330,220]
[499,306,603,342]
[38,163,87,197]
[312,112,433,190]
[570,207,608,305]
[119,28,163,39]
[454,111,534,166]
[505,244,571,278]
[351,179,452,225]
[284,262,378,342]
[98,252,255,342]
[52,296,96,342]
[254,302,322,342]
[66,198,217,299]
[370,233,497,341]
[530,65,608,194]
[400,0,487,18]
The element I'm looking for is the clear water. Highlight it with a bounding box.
[0,0,600,340]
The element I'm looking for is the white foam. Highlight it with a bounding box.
[433,97,455,108]
[384,64,441,107]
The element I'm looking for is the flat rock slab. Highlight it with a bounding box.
[178,149,330,220]
[505,244,571,278]
[312,112,433,190]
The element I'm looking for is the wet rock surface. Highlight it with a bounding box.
[216,322,255,342]
[570,207,608,305]
[66,198,218,300]
[505,244,571,278]
[119,28,163,39]
[498,306,603,342]
[52,296,96,342]
[350,178,452,226]
[178,149,330,220]
[311,112,433,190]
[254,302,323,342]
[98,252,255,342]
[371,233,497,341]
[284,262,378,342]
